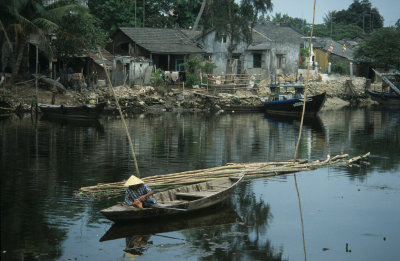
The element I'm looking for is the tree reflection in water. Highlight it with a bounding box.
[180,181,286,261]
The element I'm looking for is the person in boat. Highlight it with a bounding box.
[124,175,158,209]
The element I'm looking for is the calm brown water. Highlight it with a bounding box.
[1,107,399,261]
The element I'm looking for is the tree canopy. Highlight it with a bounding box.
[0,0,108,80]
[333,0,383,34]
[354,27,400,69]
[272,13,307,34]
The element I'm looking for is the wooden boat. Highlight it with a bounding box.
[366,70,400,106]
[100,174,244,222]
[0,101,15,116]
[366,89,400,106]
[261,83,326,117]
[38,102,105,119]
[100,205,241,241]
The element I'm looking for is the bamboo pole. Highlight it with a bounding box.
[98,48,140,177]
[76,153,369,198]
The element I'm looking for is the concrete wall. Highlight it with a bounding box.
[199,31,248,75]
[113,56,150,86]
[246,41,300,78]
[199,31,300,78]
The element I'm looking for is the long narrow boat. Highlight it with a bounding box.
[100,205,241,241]
[366,89,400,106]
[261,83,326,117]
[38,102,105,119]
[100,175,244,222]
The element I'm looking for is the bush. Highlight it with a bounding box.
[151,68,165,88]
[331,60,349,75]
[185,73,201,87]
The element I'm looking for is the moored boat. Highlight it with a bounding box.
[38,102,105,119]
[366,89,400,106]
[100,174,244,222]
[0,101,15,116]
[366,70,400,106]
[261,83,326,117]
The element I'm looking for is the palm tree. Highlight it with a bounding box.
[0,0,81,81]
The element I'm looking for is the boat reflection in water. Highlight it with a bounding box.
[264,113,325,133]
[100,205,242,256]
[39,114,104,132]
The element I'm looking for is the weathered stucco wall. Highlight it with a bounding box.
[246,41,300,78]
[199,31,299,78]
[199,31,248,75]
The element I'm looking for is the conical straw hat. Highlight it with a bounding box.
[124,175,144,187]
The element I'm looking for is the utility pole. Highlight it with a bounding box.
[143,0,145,27]
[135,0,136,27]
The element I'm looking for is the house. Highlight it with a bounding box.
[109,27,205,72]
[194,22,304,79]
[247,23,304,77]
[312,37,356,74]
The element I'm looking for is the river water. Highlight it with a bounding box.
[1,107,399,261]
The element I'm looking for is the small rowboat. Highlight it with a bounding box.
[100,205,241,241]
[100,174,244,222]
[38,102,105,119]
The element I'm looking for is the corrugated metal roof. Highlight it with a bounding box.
[119,27,205,54]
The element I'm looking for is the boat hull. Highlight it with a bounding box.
[38,102,105,119]
[366,89,400,106]
[100,175,243,222]
[262,92,326,117]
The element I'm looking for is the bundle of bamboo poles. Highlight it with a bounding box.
[76,152,370,199]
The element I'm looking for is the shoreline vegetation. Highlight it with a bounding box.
[1,73,378,115]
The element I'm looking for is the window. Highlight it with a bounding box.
[253,53,262,68]
[222,35,227,43]
[276,54,286,69]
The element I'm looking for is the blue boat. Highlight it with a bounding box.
[261,83,326,117]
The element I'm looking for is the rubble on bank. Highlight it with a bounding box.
[1,72,378,114]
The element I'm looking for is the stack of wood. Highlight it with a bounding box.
[76,152,370,199]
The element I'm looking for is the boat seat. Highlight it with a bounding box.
[157,200,187,207]
[175,192,209,200]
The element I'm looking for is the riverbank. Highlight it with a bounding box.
[1,73,378,113]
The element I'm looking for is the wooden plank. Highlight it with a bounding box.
[175,192,210,199]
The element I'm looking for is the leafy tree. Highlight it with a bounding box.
[0,0,108,81]
[312,23,363,41]
[354,27,400,69]
[0,0,69,80]
[88,0,176,33]
[204,0,272,75]
[52,7,109,72]
[272,12,307,33]
[334,0,383,33]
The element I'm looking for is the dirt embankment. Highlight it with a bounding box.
[1,73,377,113]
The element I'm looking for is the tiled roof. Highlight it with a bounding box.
[180,29,203,40]
[313,37,354,60]
[253,23,304,45]
[119,27,205,54]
